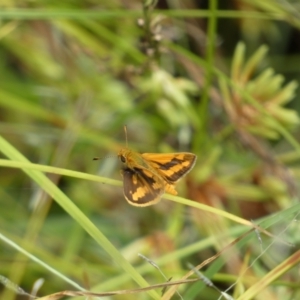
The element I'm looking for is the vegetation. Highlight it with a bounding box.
[0,1,300,299]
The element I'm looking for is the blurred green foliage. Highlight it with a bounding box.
[0,1,300,299]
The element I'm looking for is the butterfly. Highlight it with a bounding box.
[118,148,197,206]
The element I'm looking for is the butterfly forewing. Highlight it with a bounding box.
[141,153,197,183]
[121,167,164,206]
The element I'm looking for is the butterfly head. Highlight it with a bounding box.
[118,148,138,168]
[118,148,130,163]
[118,148,145,170]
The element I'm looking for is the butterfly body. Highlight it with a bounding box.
[118,148,197,207]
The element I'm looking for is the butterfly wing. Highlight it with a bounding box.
[141,153,197,183]
[121,167,164,207]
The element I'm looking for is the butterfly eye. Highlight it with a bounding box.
[120,155,126,163]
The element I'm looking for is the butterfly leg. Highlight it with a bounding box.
[165,184,177,195]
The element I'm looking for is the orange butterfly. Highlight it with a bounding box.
[118,148,196,206]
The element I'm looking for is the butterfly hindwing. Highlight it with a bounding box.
[121,167,164,206]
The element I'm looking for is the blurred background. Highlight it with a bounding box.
[1,1,300,299]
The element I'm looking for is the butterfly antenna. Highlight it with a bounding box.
[124,125,128,148]
[93,154,117,161]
